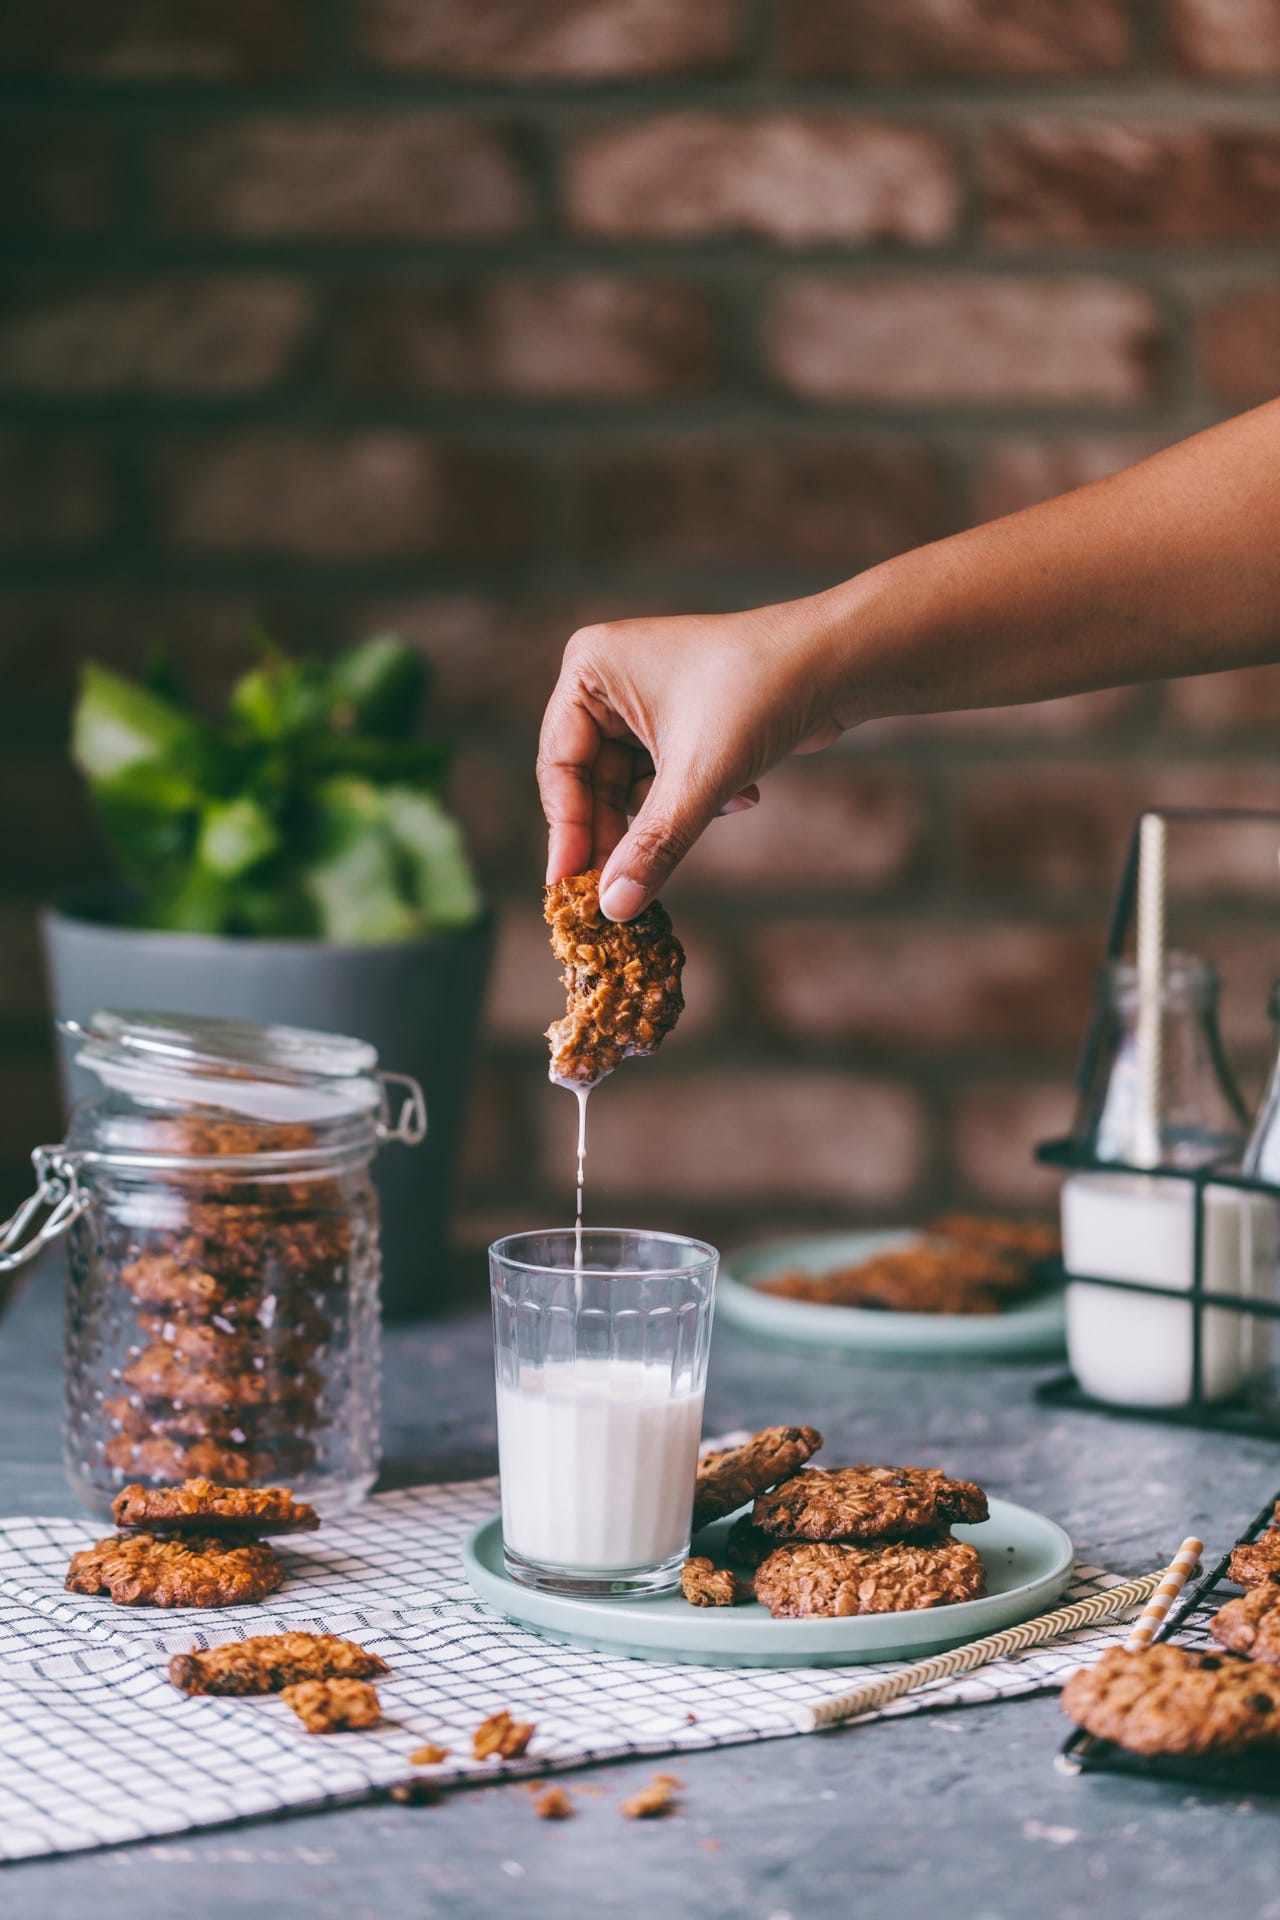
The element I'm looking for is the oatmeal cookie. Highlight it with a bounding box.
[65,1532,284,1608]
[544,870,684,1086]
[282,1677,381,1733]
[121,1343,321,1409]
[929,1214,1060,1269]
[170,1631,388,1696]
[134,1306,327,1369]
[753,1466,988,1542]
[692,1425,824,1529]
[1229,1530,1280,1588]
[103,1393,318,1447]
[755,1536,986,1618]
[679,1557,742,1607]
[112,1478,319,1538]
[473,1710,535,1761]
[103,1433,314,1489]
[1061,1644,1280,1756]
[758,1246,1012,1314]
[1212,1586,1280,1664]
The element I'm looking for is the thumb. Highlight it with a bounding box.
[598,773,722,921]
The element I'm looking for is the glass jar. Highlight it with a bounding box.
[1061,953,1271,1409]
[0,1012,424,1516]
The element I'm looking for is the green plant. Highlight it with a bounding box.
[71,635,482,941]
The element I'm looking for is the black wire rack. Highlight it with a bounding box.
[1034,805,1280,1438]
[1059,1489,1280,1793]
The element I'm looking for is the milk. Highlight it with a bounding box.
[497,1358,704,1571]
[1062,1173,1277,1407]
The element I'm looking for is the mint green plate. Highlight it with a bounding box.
[462,1498,1074,1669]
[717,1230,1066,1362]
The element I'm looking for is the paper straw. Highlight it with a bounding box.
[1134,811,1167,1169]
[1123,1535,1203,1649]
[797,1568,1165,1733]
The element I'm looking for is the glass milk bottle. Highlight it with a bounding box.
[1062,953,1272,1408]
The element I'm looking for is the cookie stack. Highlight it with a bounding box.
[1062,1501,1280,1759]
[684,1429,990,1617]
[66,1478,319,1609]
[97,1116,353,1490]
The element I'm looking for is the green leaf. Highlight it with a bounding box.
[302,735,447,790]
[300,779,420,943]
[230,650,329,742]
[328,636,426,740]
[133,866,234,936]
[383,786,482,932]
[72,664,199,785]
[197,796,280,879]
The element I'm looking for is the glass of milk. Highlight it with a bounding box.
[489,1228,718,1596]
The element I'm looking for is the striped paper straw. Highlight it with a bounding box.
[798,1569,1165,1733]
[1124,1536,1203,1649]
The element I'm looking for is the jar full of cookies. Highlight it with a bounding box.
[0,1012,424,1517]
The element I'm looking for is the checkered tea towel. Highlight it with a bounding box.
[0,1476,1149,1863]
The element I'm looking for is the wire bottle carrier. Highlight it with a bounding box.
[1035,807,1280,1438]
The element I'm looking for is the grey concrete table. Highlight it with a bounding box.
[1,1253,1277,1920]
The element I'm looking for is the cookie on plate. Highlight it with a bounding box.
[1061,1644,1280,1756]
[170,1632,388,1696]
[65,1532,284,1608]
[692,1425,823,1529]
[111,1477,320,1539]
[753,1465,988,1543]
[679,1557,743,1608]
[1229,1530,1280,1588]
[1211,1586,1280,1665]
[754,1536,986,1618]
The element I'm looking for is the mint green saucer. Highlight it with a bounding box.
[462,1497,1074,1669]
[717,1230,1066,1362]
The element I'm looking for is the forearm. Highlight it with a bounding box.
[817,399,1280,727]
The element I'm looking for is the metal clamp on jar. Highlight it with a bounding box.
[0,1011,425,1516]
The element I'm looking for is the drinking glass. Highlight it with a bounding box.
[489,1227,718,1596]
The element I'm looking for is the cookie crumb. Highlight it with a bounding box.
[473,1709,535,1761]
[281,1677,381,1734]
[680,1557,741,1608]
[533,1785,573,1820]
[408,1741,450,1766]
[620,1772,679,1819]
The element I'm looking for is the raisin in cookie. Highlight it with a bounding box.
[112,1477,319,1539]
[66,1532,284,1608]
[544,870,684,1086]
[753,1465,988,1542]
[755,1537,986,1618]
[171,1632,388,1696]
[692,1425,824,1529]
[1061,1644,1280,1756]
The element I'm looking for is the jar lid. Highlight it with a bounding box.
[63,1010,385,1125]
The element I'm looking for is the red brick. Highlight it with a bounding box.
[752,920,1098,1053]
[566,116,957,246]
[0,432,111,550]
[669,762,925,896]
[781,0,1134,78]
[856,686,1139,746]
[0,0,311,78]
[1165,663,1280,737]
[356,596,569,730]
[0,278,312,397]
[1196,284,1280,402]
[335,277,716,402]
[972,435,1169,522]
[958,764,1280,899]
[152,434,535,563]
[154,118,534,240]
[449,742,543,877]
[0,126,115,235]
[950,1083,1073,1209]
[1169,0,1280,77]
[1208,928,1280,1066]
[355,0,739,77]
[487,902,725,1045]
[767,276,1163,407]
[545,1067,926,1205]
[571,440,942,568]
[983,122,1280,248]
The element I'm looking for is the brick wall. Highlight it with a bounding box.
[4,0,1280,1267]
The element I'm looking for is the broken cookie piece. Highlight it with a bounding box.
[544,870,684,1086]
[169,1631,387,1696]
[473,1709,535,1761]
[620,1772,679,1819]
[680,1557,743,1608]
[282,1677,381,1734]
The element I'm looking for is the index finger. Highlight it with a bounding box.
[536,683,602,885]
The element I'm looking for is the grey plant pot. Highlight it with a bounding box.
[41,898,494,1320]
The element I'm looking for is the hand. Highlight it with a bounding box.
[537,597,848,920]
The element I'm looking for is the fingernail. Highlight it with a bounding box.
[600,875,650,922]
[719,793,759,816]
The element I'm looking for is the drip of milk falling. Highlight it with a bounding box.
[573,1083,589,1278]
